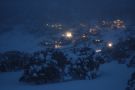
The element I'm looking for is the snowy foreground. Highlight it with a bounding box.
[0,62,134,90]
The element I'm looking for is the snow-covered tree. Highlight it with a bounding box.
[126,72,135,90]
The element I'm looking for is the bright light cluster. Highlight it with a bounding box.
[41,19,126,49]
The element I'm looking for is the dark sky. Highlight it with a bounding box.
[0,0,135,25]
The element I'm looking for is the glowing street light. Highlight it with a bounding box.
[65,32,72,38]
[107,42,113,48]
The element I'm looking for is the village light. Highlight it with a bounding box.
[65,32,72,38]
[113,19,125,29]
[46,24,49,26]
[96,49,102,53]
[107,42,113,48]
[55,44,61,49]
[82,34,87,38]
[82,35,86,38]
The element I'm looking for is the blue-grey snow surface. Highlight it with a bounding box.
[0,62,134,90]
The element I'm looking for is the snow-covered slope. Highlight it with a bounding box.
[0,62,134,90]
[0,25,41,52]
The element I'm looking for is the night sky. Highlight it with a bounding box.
[0,0,135,33]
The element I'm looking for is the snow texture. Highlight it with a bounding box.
[0,61,134,90]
